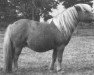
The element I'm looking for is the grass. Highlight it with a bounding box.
[0,28,94,75]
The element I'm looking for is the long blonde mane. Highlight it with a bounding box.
[52,6,78,37]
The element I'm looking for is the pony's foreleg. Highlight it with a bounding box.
[13,47,22,71]
[56,45,65,71]
[50,49,57,70]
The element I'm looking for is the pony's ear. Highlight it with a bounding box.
[74,5,82,12]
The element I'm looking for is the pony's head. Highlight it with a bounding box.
[74,3,94,23]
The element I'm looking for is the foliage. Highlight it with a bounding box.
[8,0,58,21]
[0,0,18,23]
[0,0,58,22]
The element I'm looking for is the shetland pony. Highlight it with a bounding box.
[3,4,94,72]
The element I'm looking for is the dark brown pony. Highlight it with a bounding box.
[3,3,94,73]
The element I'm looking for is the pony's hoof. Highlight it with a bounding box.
[4,70,12,73]
[56,67,62,72]
[13,68,18,72]
[4,68,12,73]
[49,69,56,73]
[49,67,54,71]
[49,67,55,72]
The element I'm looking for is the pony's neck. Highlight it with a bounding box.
[63,7,79,37]
[53,7,79,39]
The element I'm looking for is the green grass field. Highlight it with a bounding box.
[0,28,94,75]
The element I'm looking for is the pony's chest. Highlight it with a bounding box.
[54,31,71,46]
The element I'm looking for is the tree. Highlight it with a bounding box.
[0,0,18,23]
[9,0,58,21]
[59,0,93,8]
[0,0,8,21]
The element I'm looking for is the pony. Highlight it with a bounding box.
[3,3,94,73]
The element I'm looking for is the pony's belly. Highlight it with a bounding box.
[27,37,55,52]
[27,42,53,52]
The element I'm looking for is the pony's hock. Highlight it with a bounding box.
[3,3,94,73]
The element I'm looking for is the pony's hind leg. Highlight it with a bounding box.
[13,47,22,72]
[50,49,57,71]
[56,45,65,71]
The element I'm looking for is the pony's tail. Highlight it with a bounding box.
[3,25,14,73]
